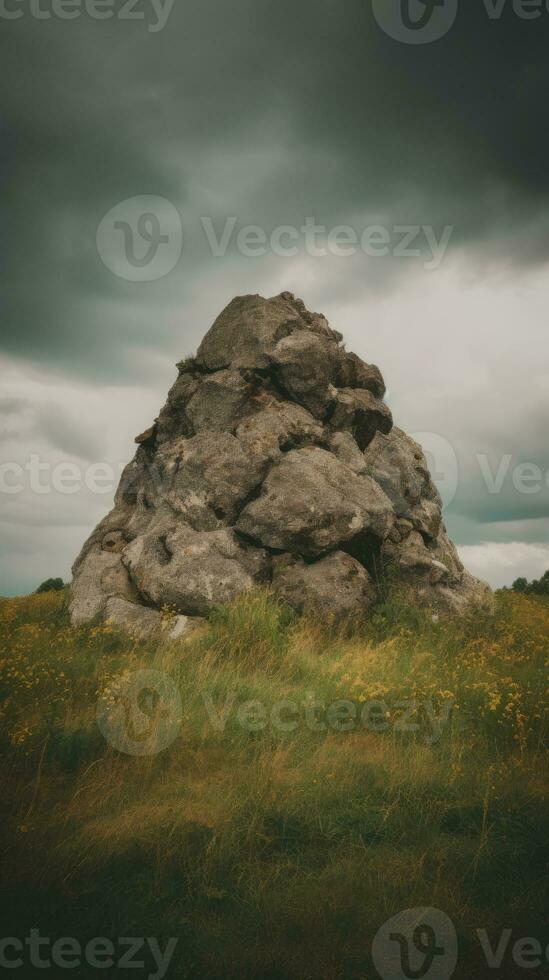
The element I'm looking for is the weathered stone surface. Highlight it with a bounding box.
[269,331,342,418]
[186,370,251,433]
[122,525,270,616]
[196,293,305,371]
[382,522,493,615]
[166,614,206,641]
[155,371,200,445]
[135,425,156,446]
[363,427,441,538]
[431,525,467,583]
[383,529,454,585]
[70,290,490,626]
[330,388,393,450]
[236,399,323,464]
[280,291,343,343]
[69,548,137,625]
[236,446,393,557]
[326,431,369,475]
[155,430,266,529]
[105,597,205,641]
[105,596,162,638]
[336,351,386,399]
[363,426,429,499]
[409,498,442,542]
[115,457,153,509]
[273,551,377,617]
[390,567,494,616]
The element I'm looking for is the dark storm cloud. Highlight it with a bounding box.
[33,403,103,459]
[2,0,549,375]
[0,394,102,458]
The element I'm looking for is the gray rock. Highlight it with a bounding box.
[408,497,442,542]
[336,351,386,399]
[363,427,441,538]
[122,524,270,616]
[392,570,493,617]
[69,547,138,625]
[105,596,162,638]
[382,523,493,615]
[115,455,157,509]
[166,614,206,641]
[330,388,393,450]
[155,430,267,529]
[278,292,344,343]
[105,597,205,641]
[383,529,454,585]
[326,431,369,475]
[236,398,323,463]
[196,293,305,371]
[430,525,467,582]
[134,425,156,446]
[443,571,494,614]
[269,331,342,418]
[236,446,393,557]
[70,290,489,626]
[155,371,200,445]
[273,551,377,618]
[186,370,251,433]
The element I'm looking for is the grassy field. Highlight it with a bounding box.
[0,588,547,979]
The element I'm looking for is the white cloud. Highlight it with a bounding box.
[458,542,549,589]
[0,357,171,594]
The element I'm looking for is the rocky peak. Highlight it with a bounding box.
[70,292,491,636]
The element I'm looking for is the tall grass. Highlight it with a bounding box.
[0,588,547,978]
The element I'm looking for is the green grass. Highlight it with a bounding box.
[0,588,547,979]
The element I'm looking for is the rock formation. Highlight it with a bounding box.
[70,292,490,633]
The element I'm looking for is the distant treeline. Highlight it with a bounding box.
[35,577,65,594]
[511,569,549,596]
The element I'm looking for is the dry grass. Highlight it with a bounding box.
[0,588,547,978]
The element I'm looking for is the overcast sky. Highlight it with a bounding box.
[1,0,548,594]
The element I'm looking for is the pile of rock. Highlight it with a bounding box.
[70,292,490,636]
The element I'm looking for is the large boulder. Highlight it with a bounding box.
[105,597,205,641]
[122,525,269,616]
[69,547,138,625]
[272,551,378,618]
[70,291,490,628]
[236,446,393,557]
[196,293,304,371]
[155,430,267,529]
[363,427,442,539]
[269,330,343,418]
[330,388,393,450]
